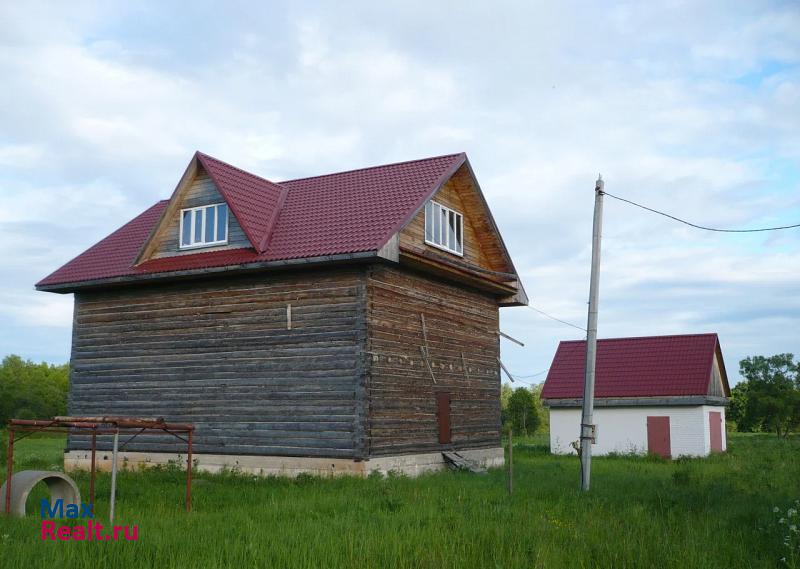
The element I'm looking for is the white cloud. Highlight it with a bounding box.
[0,144,44,167]
[0,0,797,381]
[0,293,73,329]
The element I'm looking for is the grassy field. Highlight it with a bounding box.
[1,432,798,568]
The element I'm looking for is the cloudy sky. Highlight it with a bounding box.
[1,1,798,384]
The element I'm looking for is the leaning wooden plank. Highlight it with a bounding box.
[497,357,515,382]
[498,330,524,347]
[441,451,487,474]
[420,346,437,384]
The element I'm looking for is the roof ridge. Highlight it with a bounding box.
[559,332,718,344]
[278,152,466,185]
[196,151,285,190]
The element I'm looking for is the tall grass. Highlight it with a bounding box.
[0,433,797,568]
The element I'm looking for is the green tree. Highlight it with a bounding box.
[507,387,539,436]
[728,382,758,432]
[0,355,69,425]
[529,383,549,433]
[500,383,513,426]
[739,354,800,438]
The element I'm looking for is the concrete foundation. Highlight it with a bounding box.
[64,447,505,478]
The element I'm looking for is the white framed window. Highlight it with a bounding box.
[179,203,229,249]
[424,200,463,256]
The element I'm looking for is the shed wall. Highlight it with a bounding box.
[68,267,367,458]
[549,405,726,457]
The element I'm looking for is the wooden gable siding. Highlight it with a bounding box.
[151,170,251,259]
[708,355,725,397]
[364,264,501,457]
[398,164,511,276]
[67,267,368,458]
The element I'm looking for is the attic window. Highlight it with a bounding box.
[424,200,463,256]
[180,203,229,249]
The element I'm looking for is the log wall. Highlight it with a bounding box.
[66,262,502,460]
[67,268,367,458]
[365,264,501,457]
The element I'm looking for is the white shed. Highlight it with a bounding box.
[541,333,730,458]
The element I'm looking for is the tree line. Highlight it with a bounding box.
[0,355,69,425]
[728,354,800,437]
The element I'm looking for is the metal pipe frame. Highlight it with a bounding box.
[4,417,194,517]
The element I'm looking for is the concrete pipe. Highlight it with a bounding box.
[1,470,82,517]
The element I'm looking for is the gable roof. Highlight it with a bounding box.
[540,333,730,400]
[37,152,475,290]
[197,152,287,252]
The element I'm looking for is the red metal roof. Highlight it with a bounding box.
[37,152,467,288]
[540,333,724,399]
[196,152,286,253]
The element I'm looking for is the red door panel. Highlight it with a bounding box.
[709,411,723,452]
[646,416,671,458]
[436,392,451,444]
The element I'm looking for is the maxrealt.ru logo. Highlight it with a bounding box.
[40,500,138,541]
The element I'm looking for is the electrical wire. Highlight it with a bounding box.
[527,305,586,332]
[602,191,800,233]
[512,368,549,379]
[502,372,548,387]
[502,186,800,386]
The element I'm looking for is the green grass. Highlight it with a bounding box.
[0,432,798,568]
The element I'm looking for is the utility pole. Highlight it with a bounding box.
[580,175,604,492]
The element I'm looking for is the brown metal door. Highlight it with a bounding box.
[436,392,451,444]
[709,411,723,452]
[646,416,671,458]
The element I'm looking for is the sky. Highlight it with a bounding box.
[1,1,798,385]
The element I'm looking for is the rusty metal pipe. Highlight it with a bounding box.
[90,429,97,506]
[54,416,164,424]
[5,417,194,516]
[4,429,13,515]
[186,428,193,513]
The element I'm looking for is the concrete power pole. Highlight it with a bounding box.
[580,175,604,492]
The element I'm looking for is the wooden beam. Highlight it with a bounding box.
[497,357,514,382]
[419,313,436,384]
[420,346,437,384]
[498,331,524,347]
[399,249,518,297]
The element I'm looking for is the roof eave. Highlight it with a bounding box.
[543,395,729,408]
[35,250,380,294]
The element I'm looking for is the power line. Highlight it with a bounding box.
[603,191,800,233]
[527,305,586,332]
[502,375,542,387]
[512,368,549,379]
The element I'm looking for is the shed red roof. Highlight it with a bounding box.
[540,333,727,399]
[37,152,467,288]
